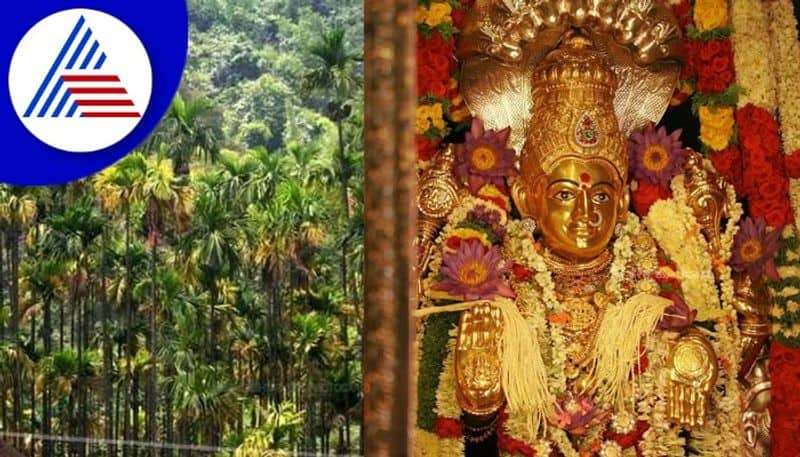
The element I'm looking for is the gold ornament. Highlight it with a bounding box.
[416,145,462,277]
[666,333,719,427]
[683,151,731,255]
[733,273,772,379]
[742,357,771,457]
[525,32,627,181]
[456,0,683,152]
[455,302,505,415]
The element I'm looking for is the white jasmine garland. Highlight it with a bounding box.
[730,0,778,111]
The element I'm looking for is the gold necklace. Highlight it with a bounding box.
[542,248,612,277]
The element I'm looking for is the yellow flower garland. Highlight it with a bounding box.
[730,0,777,111]
[415,103,446,134]
[420,2,452,28]
[698,106,734,151]
[694,0,729,31]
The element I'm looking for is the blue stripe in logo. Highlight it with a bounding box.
[23,16,85,117]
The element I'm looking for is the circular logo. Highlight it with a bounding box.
[9,9,152,153]
[0,1,187,185]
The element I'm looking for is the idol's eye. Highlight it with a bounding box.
[553,190,575,202]
[592,192,610,204]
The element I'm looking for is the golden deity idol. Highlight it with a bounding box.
[414,2,771,456]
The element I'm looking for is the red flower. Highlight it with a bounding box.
[415,135,440,162]
[736,104,793,226]
[750,197,794,228]
[685,38,734,93]
[710,146,744,194]
[512,263,534,281]
[631,180,671,216]
[605,421,650,450]
[757,175,789,200]
[497,409,536,456]
[633,343,649,376]
[770,342,800,457]
[452,7,467,28]
[417,32,455,73]
[671,0,692,28]
[434,417,463,438]
[416,31,455,97]
[785,150,800,179]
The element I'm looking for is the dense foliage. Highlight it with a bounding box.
[0,0,364,455]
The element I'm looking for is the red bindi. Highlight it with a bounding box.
[580,172,591,183]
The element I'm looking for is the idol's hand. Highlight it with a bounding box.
[455,302,505,415]
[665,333,718,427]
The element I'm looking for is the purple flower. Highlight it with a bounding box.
[731,216,781,281]
[657,291,697,331]
[454,117,517,194]
[629,124,685,187]
[553,394,608,435]
[434,240,515,300]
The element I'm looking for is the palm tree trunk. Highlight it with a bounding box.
[29,308,36,456]
[9,226,21,444]
[123,202,132,457]
[101,229,116,457]
[161,380,173,457]
[336,117,353,452]
[132,373,140,457]
[0,230,6,341]
[146,242,158,457]
[75,287,85,457]
[43,295,53,457]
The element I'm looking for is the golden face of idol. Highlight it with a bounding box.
[531,158,627,261]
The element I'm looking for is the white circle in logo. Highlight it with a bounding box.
[8,9,152,153]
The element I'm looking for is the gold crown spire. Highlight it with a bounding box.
[522,31,627,182]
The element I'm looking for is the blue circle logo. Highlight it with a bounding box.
[2,1,188,185]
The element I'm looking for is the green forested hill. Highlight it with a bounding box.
[0,1,364,456]
[183,0,363,152]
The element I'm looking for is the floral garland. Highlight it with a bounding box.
[767,0,800,234]
[415,0,474,167]
[680,0,739,154]
[761,4,800,454]
[502,218,634,455]
[730,0,777,111]
[644,175,724,320]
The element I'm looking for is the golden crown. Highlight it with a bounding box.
[521,32,628,182]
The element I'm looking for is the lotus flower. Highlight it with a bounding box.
[657,291,697,331]
[629,124,685,187]
[553,394,609,435]
[731,216,781,281]
[455,117,517,194]
[434,240,515,300]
